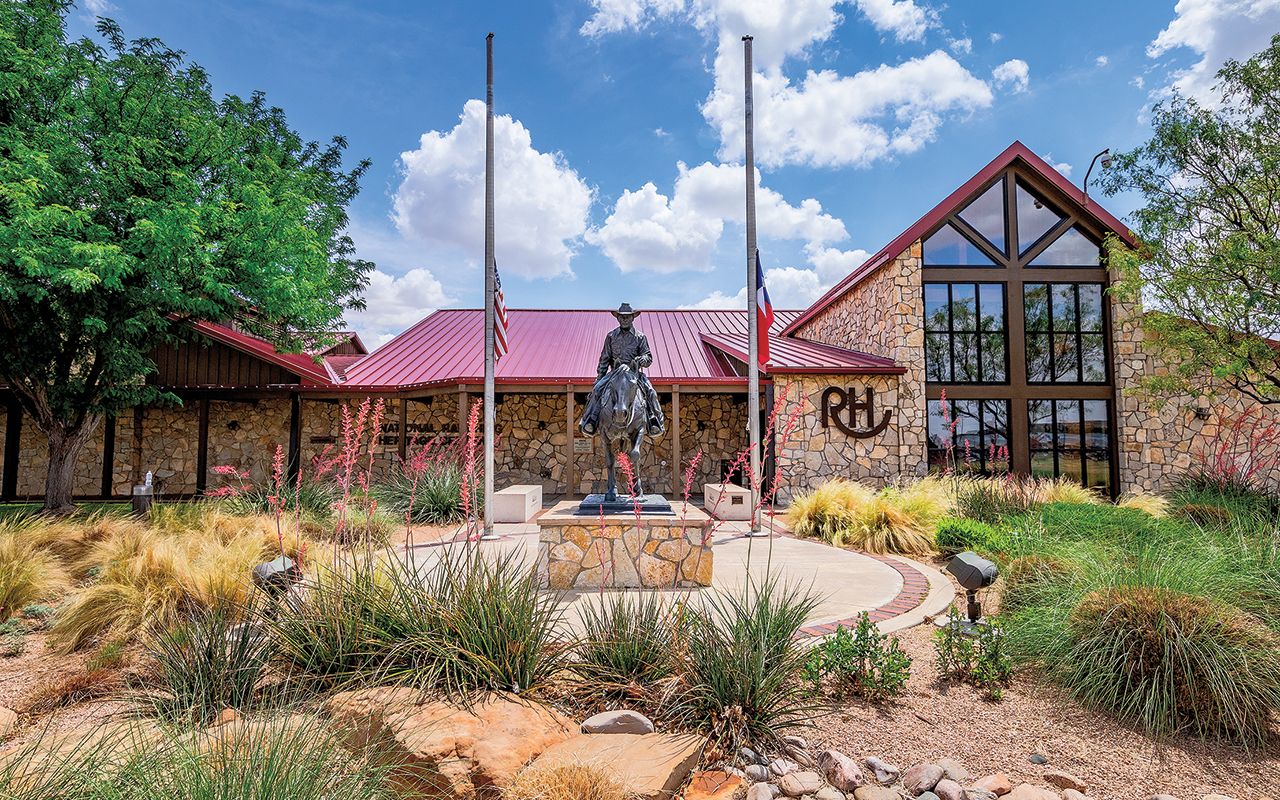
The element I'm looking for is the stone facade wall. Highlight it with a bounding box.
[139,404,201,496]
[207,398,293,488]
[778,243,928,499]
[1113,303,1280,493]
[12,413,108,498]
[496,394,569,493]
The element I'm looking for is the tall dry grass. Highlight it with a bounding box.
[786,477,952,556]
[0,525,70,620]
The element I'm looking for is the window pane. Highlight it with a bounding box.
[958,179,1006,255]
[951,284,978,331]
[979,284,1005,331]
[982,400,1011,473]
[924,284,950,331]
[1051,284,1076,332]
[926,333,952,381]
[1017,182,1064,254]
[982,333,1006,381]
[927,401,951,469]
[1030,226,1101,266]
[1086,450,1111,492]
[1028,400,1054,450]
[1081,334,1106,382]
[1030,451,1056,479]
[924,223,997,266]
[1056,448,1083,482]
[1079,284,1104,331]
[1024,284,1049,331]
[1082,400,1109,449]
[1026,333,1052,382]
[954,332,979,381]
[1053,334,1079,382]
[1055,400,1082,449]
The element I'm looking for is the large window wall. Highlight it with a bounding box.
[921,167,1117,493]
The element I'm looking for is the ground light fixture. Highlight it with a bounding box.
[940,551,999,633]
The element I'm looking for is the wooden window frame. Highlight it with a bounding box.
[924,281,1010,385]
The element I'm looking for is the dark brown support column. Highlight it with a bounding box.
[195,399,210,495]
[398,396,408,462]
[670,385,682,499]
[287,393,302,482]
[2,402,20,501]
[565,388,576,498]
[457,389,469,437]
[100,414,116,498]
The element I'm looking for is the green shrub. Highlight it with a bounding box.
[1063,587,1280,743]
[934,518,1004,557]
[933,607,1012,700]
[1176,502,1234,528]
[676,576,818,751]
[0,618,24,657]
[272,549,564,697]
[575,591,681,688]
[222,479,339,522]
[803,612,911,702]
[375,461,476,525]
[144,603,275,725]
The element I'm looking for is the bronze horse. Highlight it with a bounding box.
[594,363,649,501]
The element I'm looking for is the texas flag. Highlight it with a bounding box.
[756,249,773,368]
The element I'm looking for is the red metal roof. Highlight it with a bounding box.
[699,331,904,375]
[189,320,334,386]
[781,141,1139,336]
[341,309,811,389]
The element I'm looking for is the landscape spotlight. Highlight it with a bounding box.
[945,551,998,626]
[252,554,301,600]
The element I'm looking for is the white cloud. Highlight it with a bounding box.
[1095,55,1110,67]
[852,0,937,43]
[83,0,116,13]
[1042,154,1072,177]
[392,100,593,279]
[805,245,872,282]
[590,161,848,273]
[991,59,1030,93]
[1131,75,1146,89]
[345,269,453,350]
[679,265,828,309]
[948,37,973,55]
[654,127,671,137]
[581,0,1019,169]
[989,32,1002,43]
[1147,0,1280,103]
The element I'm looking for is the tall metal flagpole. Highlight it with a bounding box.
[483,32,497,539]
[743,35,763,535]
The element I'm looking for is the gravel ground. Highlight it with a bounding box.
[807,610,1280,800]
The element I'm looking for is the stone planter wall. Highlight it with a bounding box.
[537,502,713,589]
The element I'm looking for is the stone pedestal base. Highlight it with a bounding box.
[537,501,713,590]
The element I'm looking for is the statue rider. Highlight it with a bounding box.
[580,303,666,437]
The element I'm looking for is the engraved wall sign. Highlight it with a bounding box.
[819,386,892,439]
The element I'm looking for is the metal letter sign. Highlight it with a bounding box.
[820,386,892,439]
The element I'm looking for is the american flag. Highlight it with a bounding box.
[493,261,510,360]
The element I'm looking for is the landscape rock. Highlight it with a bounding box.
[1062,791,1090,800]
[324,687,576,799]
[213,707,238,727]
[782,734,809,750]
[814,787,847,800]
[685,770,743,800]
[864,756,900,785]
[936,758,970,784]
[818,749,864,791]
[853,787,899,800]
[1202,796,1237,800]
[972,773,1014,796]
[967,790,999,800]
[527,732,705,800]
[1146,796,1179,800]
[934,778,965,800]
[903,763,945,795]
[1043,770,1086,793]
[745,764,771,782]
[1029,753,1049,765]
[778,770,824,798]
[580,709,654,735]
[917,793,940,800]
[741,746,765,765]
[747,784,778,800]
[1007,783,1061,800]
[0,706,17,739]
[770,756,802,777]
[789,747,816,767]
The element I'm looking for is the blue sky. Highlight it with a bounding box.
[69,0,1280,348]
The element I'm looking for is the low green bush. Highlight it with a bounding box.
[375,460,477,525]
[934,518,1005,557]
[933,607,1012,701]
[575,591,682,688]
[803,612,911,702]
[675,576,818,751]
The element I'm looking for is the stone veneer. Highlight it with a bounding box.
[1112,302,1280,493]
[775,243,928,500]
[536,501,713,589]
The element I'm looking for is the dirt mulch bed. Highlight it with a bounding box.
[808,612,1280,800]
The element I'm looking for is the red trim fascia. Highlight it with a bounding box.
[781,141,1138,337]
[699,332,906,376]
[188,320,334,385]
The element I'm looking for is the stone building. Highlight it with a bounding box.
[3,141,1276,503]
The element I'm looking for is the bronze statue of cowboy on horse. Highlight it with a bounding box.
[579,303,667,504]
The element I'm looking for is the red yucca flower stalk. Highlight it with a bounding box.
[1194,406,1280,492]
[207,464,251,498]
[680,450,705,518]
[269,444,287,557]
[361,399,387,539]
[615,452,643,520]
[461,400,482,541]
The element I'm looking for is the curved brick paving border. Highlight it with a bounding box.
[796,553,933,639]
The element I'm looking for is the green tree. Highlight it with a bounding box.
[0,0,372,511]
[1102,34,1280,405]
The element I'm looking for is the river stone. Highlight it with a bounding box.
[580,709,655,735]
[778,771,824,798]
[814,787,846,800]
[967,790,999,800]
[864,756,900,785]
[934,778,965,800]
[903,763,945,795]
[741,746,766,765]
[770,757,802,777]
[818,749,864,791]
[936,758,970,784]
[1063,790,1090,800]
[782,734,809,750]
[745,764,771,782]
[747,784,778,800]
[853,788,899,800]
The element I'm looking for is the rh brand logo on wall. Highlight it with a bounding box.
[820,386,892,439]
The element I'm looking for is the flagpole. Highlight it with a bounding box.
[482,32,497,539]
[743,35,762,535]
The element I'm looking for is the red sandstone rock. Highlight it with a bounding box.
[972,772,1015,796]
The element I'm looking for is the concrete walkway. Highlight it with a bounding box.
[406,519,955,637]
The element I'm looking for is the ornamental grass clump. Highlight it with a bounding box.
[787,477,950,556]
[0,528,68,620]
[675,576,818,752]
[504,763,630,800]
[575,590,682,688]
